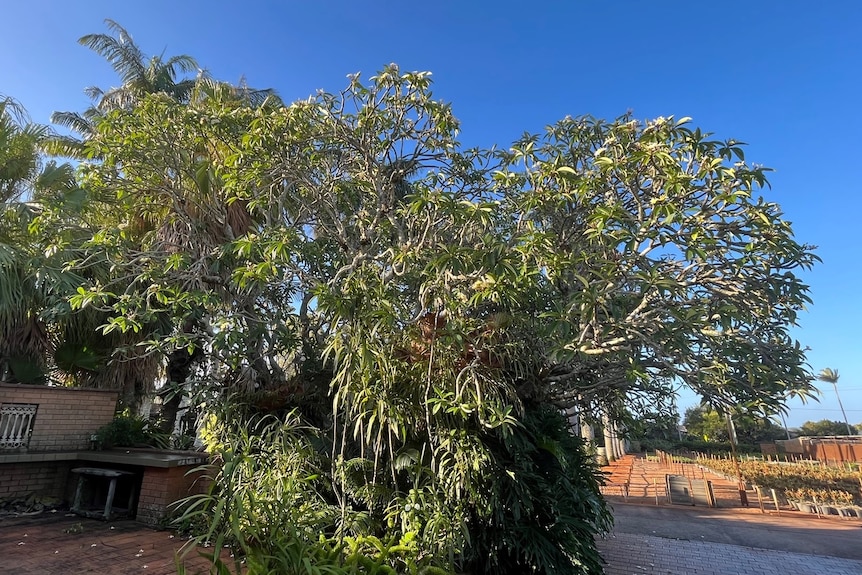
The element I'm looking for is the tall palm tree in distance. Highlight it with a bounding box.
[49,19,200,160]
[817,368,854,435]
[78,19,199,111]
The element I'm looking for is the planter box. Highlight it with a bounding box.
[839,507,859,518]
[799,503,817,514]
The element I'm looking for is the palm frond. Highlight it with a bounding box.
[191,76,283,109]
[80,20,198,111]
[41,135,90,160]
[82,86,105,102]
[34,161,76,194]
[0,96,30,126]
[79,20,147,90]
[51,110,90,134]
[164,54,199,75]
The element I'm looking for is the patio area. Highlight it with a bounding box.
[0,513,215,575]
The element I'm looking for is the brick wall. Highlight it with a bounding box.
[0,383,118,452]
[136,465,211,526]
[0,461,72,501]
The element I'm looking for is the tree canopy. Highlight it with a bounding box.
[64,68,819,417]
[798,419,858,436]
[683,404,787,444]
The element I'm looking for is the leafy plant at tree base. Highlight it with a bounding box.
[175,406,457,574]
[462,406,612,575]
[176,402,610,574]
[94,411,169,449]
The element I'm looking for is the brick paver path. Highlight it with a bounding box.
[0,514,214,574]
[598,532,862,575]
[601,454,760,508]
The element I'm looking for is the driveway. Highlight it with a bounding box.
[599,502,862,574]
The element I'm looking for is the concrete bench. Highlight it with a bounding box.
[70,467,137,520]
[1,449,209,525]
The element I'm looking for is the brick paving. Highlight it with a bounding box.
[597,532,862,575]
[598,454,862,574]
[0,513,215,574]
[601,454,760,508]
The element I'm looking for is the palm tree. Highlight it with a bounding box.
[817,368,854,435]
[0,97,49,202]
[78,19,199,111]
[49,20,200,160]
[0,97,50,382]
[47,22,284,415]
[0,97,79,383]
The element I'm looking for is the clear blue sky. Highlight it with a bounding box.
[2,1,860,428]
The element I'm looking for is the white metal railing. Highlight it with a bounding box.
[0,403,38,450]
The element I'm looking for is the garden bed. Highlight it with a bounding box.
[697,456,862,517]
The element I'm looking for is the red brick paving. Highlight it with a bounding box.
[602,454,769,508]
[598,454,862,574]
[0,513,214,574]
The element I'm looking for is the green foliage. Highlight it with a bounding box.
[66,62,819,417]
[175,406,456,574]
[683,405,787,444]
[94,411,169,448]
[462,406,612,575]
[640,437,760,455]
[798,419,858,436]
[628,405,680,441]
[176,402,610,574]
[176,410,339,572]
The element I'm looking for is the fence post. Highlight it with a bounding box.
[754,486,765,514]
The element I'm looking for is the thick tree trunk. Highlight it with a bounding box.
[158,345,203,435]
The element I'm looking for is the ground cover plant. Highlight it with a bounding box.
[697,457,862,505]
[1,21,820,575]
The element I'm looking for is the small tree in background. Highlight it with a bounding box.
[684,405,787,444]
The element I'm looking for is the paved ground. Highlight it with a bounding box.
[610,502,862,560]
[597,531,862,575]
[0,513,214,574]
[3,495,862,574]
[597,455,862,574]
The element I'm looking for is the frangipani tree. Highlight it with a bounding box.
[496,115,818,419]
[63,63,818,573]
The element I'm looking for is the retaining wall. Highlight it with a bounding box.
[0,383,118,452]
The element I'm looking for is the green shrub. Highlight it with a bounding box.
[640,437,759,455]
[461,405,612,575]
[174,401,611,575]
[94,411,169,449]
[175,408,387,574]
